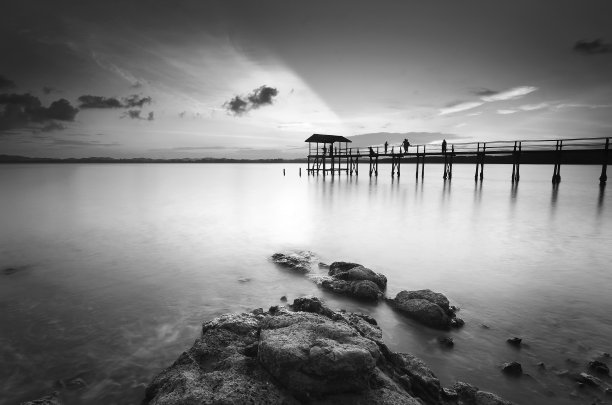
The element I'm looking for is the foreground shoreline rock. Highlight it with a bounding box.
[143,297,512,405]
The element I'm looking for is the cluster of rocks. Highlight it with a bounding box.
[143,296,513,405]
[271,252,464,331]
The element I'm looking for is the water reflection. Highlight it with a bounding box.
[597,184,605,217]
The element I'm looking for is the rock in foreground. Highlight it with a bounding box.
[387,290,463,330]
[143,297,510,405]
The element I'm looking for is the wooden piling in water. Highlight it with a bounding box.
[552,140,563,184]
[421,145,426,178]
[415,145,420,179]
[600,138,609,185]
[474,143,480,181]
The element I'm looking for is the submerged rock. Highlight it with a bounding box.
[271,251,316,273]
[387,290,462,330]
[589,360,610,375]
[143,296,512,405]
[507,337,522,347]
[20,391,62,405]
[502,361,523,377]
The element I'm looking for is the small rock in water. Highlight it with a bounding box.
[576,372,601,387]
[438,337,454,348]
[507,337,522,347]
[502,361,523,376]
[605,387,612,396]
[588,360,610,375]
[237,277,251,283]
[481,324,490,329]
[450,317,465,328]
[318,262,329,268]
[537,362,546,370]
[603,352,611,358]
[280,296,287,302]
[554,369,570,377]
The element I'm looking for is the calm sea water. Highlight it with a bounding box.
[0,163,610,405]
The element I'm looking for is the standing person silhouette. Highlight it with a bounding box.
[384,141,389,154]
[442,139,447,154]
[403,139,410,153]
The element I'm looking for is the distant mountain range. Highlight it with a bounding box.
[346,132,462,147]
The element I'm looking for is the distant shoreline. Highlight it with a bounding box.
[0,151,605,165]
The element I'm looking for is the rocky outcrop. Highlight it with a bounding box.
[387,290,464,330]
[270,251,316,273]
[143,297,511,405]
[318,262,388,301]
[20,391,62,405]
[329,262,388,290]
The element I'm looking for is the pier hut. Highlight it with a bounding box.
[306,134,352,176]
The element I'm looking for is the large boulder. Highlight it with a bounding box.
[387,290,462,330]
[143,297,512,404]
[329,262,387,290]
[320,278,384,301]
[319,262,388,301]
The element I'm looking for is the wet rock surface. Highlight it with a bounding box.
[270,251,316,273]
[143,296,512,405]
[387,290,463,330]
[318,261,388,301]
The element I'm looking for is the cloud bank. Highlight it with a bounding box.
[573,39,612,54]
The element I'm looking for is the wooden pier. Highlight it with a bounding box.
[305,134,610,185]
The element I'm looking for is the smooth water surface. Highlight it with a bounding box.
[1,163,611,404]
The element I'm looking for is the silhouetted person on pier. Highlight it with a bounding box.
[384,141,388,154]
[322,145,326,156]
[391,146,394,155]
[442,139,447,154]
[369,146,375,157]
[403,139,410,153]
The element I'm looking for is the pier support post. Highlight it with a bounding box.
[511,141,522,183]
[443,148,448,179]
[391,155,401,177]
[479,143,485,181]
[448,145,454,179]
[421,145,426,179]
[415,145,420,179]
[600,138,609,185]
[474,143,480,181]
[552,140,562,184]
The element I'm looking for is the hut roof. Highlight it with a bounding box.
[305,134,352,144]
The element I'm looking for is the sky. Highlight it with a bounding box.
[1,0,612,159]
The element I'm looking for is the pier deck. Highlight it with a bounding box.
[306,136,610,184]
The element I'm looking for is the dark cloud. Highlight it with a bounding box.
[0,75,16,90]
[122,110,154,120]
[78,94,152,109]
[78,95,123,108]
[247,85,279,108]
[471,88,498,97]
[0,93,78,130]
[47,99,79,121]
[573,39,612,54]
[223,85,279,116]
[224,96,249,115]
[41,122,66,132]
[124,94,152,108]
